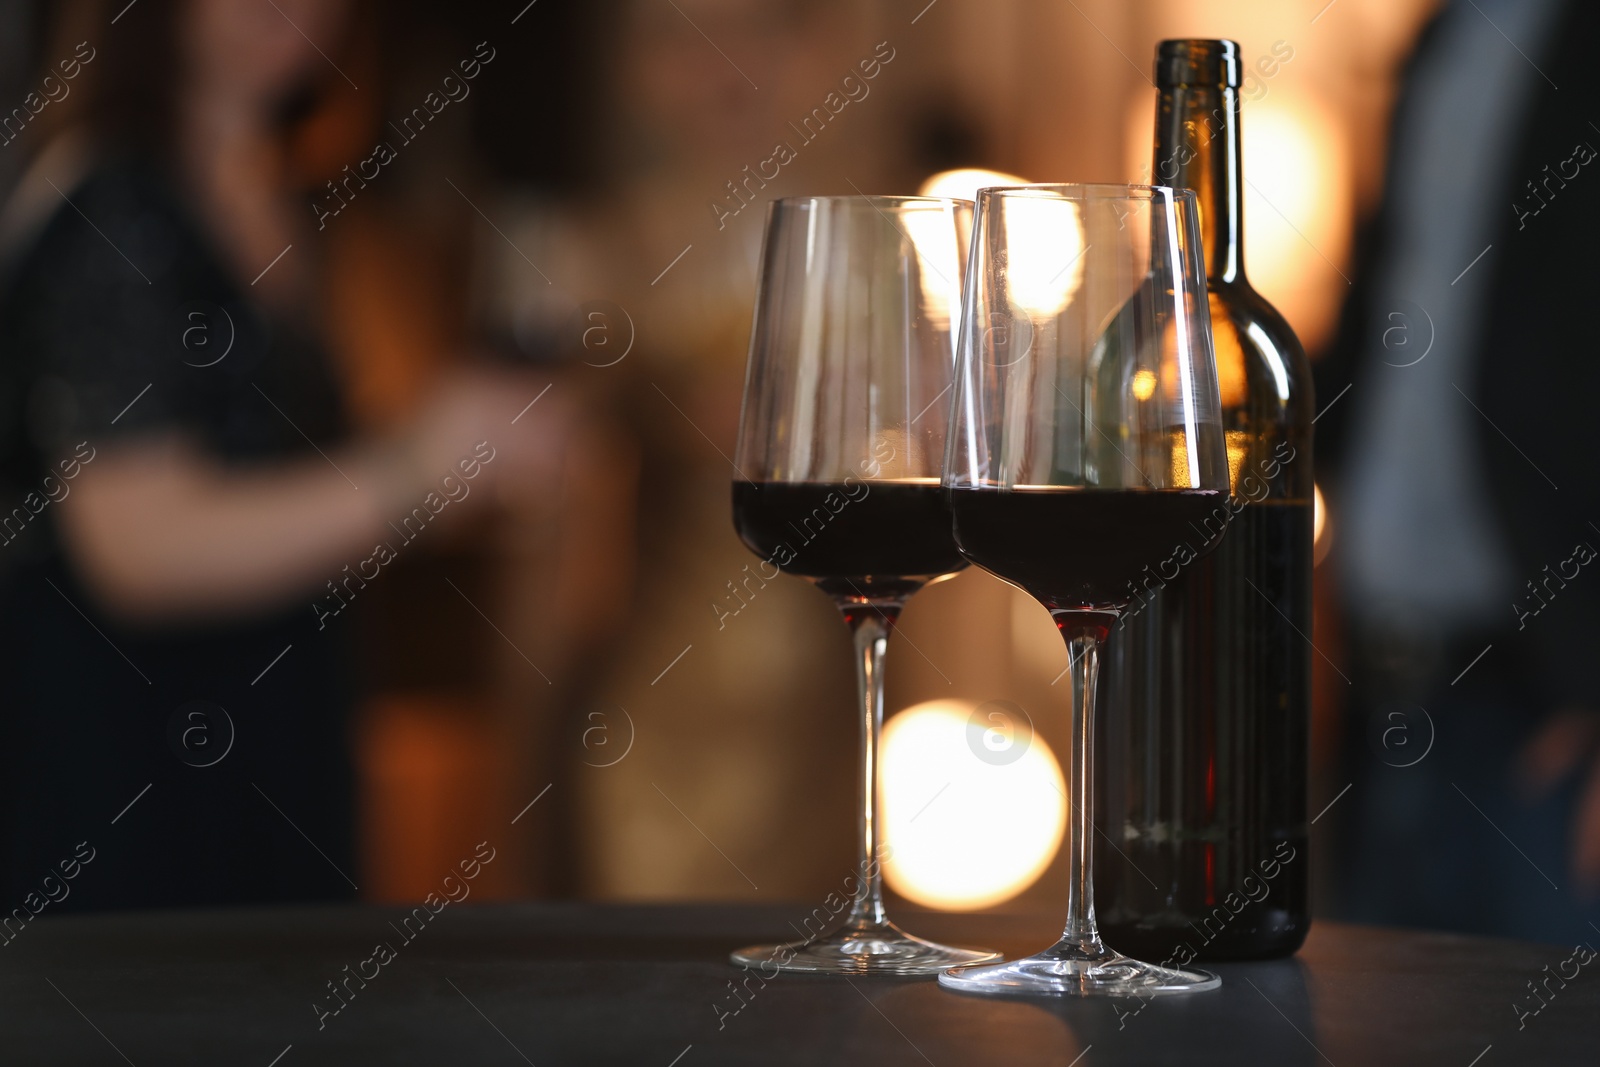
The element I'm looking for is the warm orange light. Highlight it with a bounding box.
[921,170,1089,317]
[1209,294,1248,408]
[1162,299,1245,408]
[917,167,1032,203]
[899,200,967,351]
[881,699,1066,911]
[1240,101,1350,314]
[1001,193,1087,317]
[1313,482,1332,564]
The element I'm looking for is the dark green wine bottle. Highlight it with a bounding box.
[1095,39,1314,961]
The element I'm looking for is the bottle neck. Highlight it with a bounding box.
[1154,83,1244,285]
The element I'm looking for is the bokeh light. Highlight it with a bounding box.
[899,199,969,353]
[918,167,1033,203]
[921,169,1089,319]
[998,192,1087,318]
[1314,481,1332,564]
[1240,99,1350,319]
[881,699,1067,910]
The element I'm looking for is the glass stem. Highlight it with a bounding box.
[1058,622,1106,953]
[842,602,898,930]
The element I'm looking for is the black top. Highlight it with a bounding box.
[0,157,357,910]
[1318,0,1600,708]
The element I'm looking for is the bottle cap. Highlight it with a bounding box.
[1155,39,1241,88]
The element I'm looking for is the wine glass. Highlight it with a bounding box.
[939,184,1229,997]
[728,194,1000,975]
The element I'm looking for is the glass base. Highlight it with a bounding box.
[731,919,1001,976]
[938,938,1220,997]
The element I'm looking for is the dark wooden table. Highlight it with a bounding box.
[2,902,1593,1065]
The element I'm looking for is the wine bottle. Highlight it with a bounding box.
[1094,39,1314,961]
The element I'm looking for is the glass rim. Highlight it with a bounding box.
[768,193,973,210]
[975,182,1196,203]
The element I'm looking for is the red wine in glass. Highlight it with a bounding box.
[733,479,967,602]
[948,487,1224,613]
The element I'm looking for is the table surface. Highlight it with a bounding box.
[2,902,1594,1065]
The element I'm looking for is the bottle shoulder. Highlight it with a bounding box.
[1207,280,1314,420]
[1210,281,1308,362]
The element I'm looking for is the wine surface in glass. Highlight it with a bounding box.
[732,479,966,600]
[949,487,1224,611]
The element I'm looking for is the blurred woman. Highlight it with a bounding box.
[0,0,560,909]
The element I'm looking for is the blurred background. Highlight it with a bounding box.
[0,0,1459,924]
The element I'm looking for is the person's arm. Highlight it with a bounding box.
[54,372,564,623]
[58,435,403,620]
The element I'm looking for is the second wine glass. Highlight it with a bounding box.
[940,184,1229,997]
[729,194,999,975]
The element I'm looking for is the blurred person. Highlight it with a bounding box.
[0,0,562,909]
[1320,0,1600,941]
